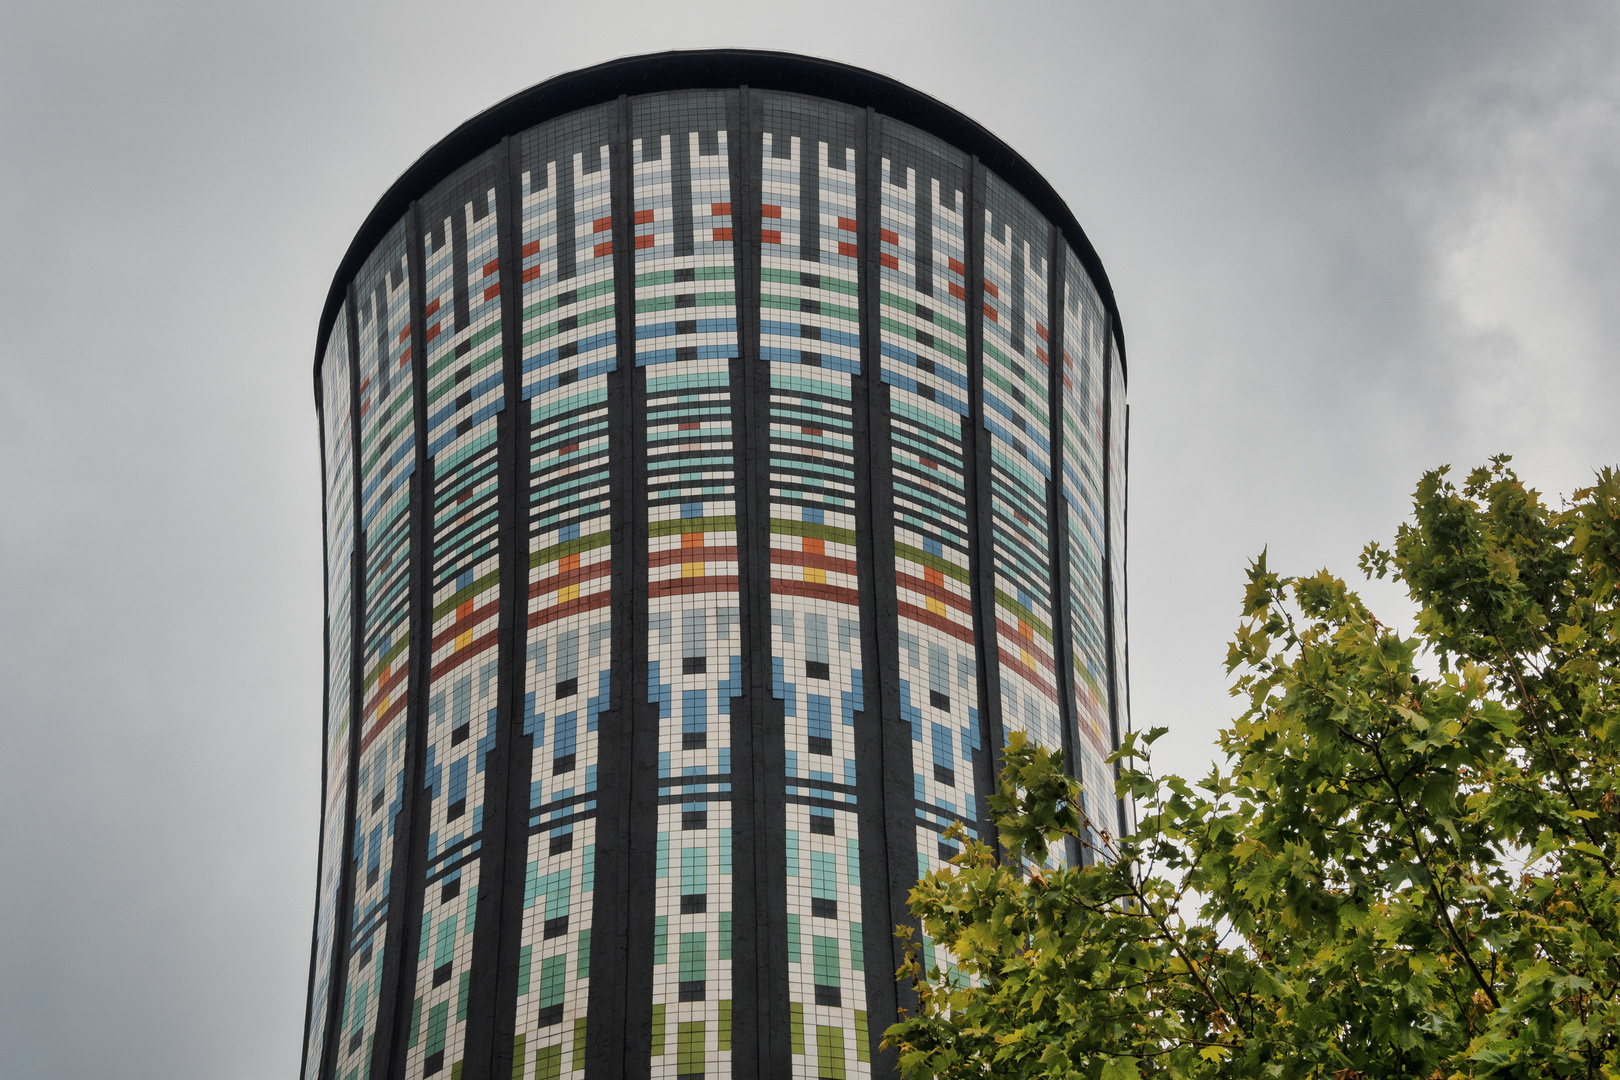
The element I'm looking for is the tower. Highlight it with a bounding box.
[304,50,1130,1080]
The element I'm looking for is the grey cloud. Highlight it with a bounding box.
[0,3,1615,1077]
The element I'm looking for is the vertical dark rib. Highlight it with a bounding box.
[598,91,657,1080]
[1121,398,1131,836]
[450,201,470,335]
[318,291,367,1080]
[1042,228,1083,867]
[556,148,578,283]
[728,84,790,1080]
[961,159,1004,856]
[1099,315,1125,838]
[479,134,530,1080]
[303,374,329,1080]
[671,116,694,260]
[726,84,760,1080]
[911,157,933,299]
[851,106,909,1072]
[1007,214,1025,358]
[797,123,820,266]
[377,201,434,1080]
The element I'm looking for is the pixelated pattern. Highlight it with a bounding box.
[402,150,509,1079]
[1107,346,1131,837]
[307,305,355,1080]
[511,102,618,1076]
[980,176,1063,870]
[342,218,417,1078]
[1058,247,1114,849]
[758,93,871,1080]
[875,122,982,980]
[310,89,1130,1080]
[635,91,738,1080]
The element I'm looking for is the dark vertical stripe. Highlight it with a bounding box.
[1099,316,1125,838]
[852,106,909,1073]
[727,84,762,1080]
[556,147,578,283]
[797,123,820,267]
[595,91,657,1080]
[302,362,330,1080]
[377,201,434,1080]
[671,118,695,260]
[729,84,792,1080]
[962,159,1004,856]
[1122,397,1131,833]
[912,159,933,300]
[1007,213,1025,358]
[479,135,530,1080]
[450,201,470,335]
[1042,229,1083,868]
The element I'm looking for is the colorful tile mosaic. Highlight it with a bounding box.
[307,78,1129,1080]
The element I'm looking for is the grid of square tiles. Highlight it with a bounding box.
[402,153,509,1079]
[980,178,1063,867]
[308,306,355,1080]
[759,93,872,1080]
[1057,248,1114,846]
[1107,348,1131,836]
[513,103,618,1077]
[342,219,417,1079]
[635,91,738,1080]
[876,124,982,976]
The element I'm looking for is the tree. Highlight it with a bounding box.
[885,458,1620,1079]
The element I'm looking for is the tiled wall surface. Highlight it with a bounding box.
[306,88,1128,1080]
[340,218,418,1080]
[513,101,617,1079]
[307,303,355,1080]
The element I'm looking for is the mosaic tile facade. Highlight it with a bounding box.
[307,71,1128,1080]
[307,303,355,1080]
[872,120,982,981]
[403,149,508,1080]
[759,92,870,1080]
[512,101,618,1080]
[632,91,741,1080]
[342,219,417,1080]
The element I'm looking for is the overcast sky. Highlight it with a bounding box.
[2,2,1617,1077]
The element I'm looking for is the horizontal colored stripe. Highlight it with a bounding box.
[433,570,500,620]
[648,516,735,537]
[770,579,859,606]
[529,530,611,568]
[360,692,409,754]
[432,601,500,650]
[528,560,612,597]
[528,590,612,628]
[893,542,969,583]
[895,572,971,616]
[648,576,738,597]
[768,518,854,546]
[649,546,736,568]
[997,649,1059,706]
[769,549,856,577]
[430,629,500,684]
[995,619,1056,675]
[993,589,1053,642]
[363,633,412,692]
[897,601,973,644]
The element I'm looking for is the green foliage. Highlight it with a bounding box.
[886,458,1620,1079]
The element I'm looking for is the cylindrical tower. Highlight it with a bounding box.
[304,50,1129,1080]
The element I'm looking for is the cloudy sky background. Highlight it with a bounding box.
[2,2,1617,1076]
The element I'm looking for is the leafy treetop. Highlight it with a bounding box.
[886,457,1620,1080]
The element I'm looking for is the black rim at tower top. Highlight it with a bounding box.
[311,48,1126,400]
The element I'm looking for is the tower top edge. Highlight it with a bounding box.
[311,48,1126,402]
